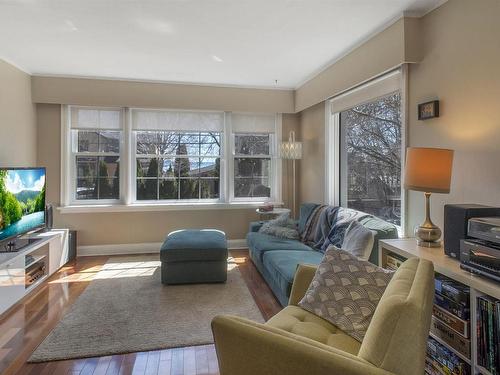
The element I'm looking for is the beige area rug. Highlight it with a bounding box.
[29,255,264,362]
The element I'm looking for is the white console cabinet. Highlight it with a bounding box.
[0,229,69,316]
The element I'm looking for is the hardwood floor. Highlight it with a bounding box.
[0,250,282,375]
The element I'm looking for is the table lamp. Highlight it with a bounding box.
[404,147,454,248]
[280,131,302,218]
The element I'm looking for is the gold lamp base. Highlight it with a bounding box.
[415,192,442,248]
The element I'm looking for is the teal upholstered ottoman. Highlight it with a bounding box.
[160,229,228,285]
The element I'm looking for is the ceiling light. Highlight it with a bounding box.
[212,55,223,63]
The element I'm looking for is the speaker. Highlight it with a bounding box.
[45,204,53,230]
[68,230,77,262]
[444,204,500,258]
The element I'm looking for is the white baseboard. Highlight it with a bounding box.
[78,239,248,257]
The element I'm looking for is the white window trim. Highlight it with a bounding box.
[324,67,407,236]
[228,112,282,203]
[60,107,283,211]
[61,105,125,206]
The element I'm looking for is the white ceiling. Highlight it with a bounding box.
[0,0,444,89]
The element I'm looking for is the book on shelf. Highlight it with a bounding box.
[435,275,470,307]
[435,291,470,320]
[385,252,405,270]
[427,337,470,375]
[432,304,470,338]
[477,296,499,375]
[430,316,471,358]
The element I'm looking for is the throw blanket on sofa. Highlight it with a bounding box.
[301,205,371,252]
[300,204,327,245]
[320,208,370,251]
[312,206,340,249]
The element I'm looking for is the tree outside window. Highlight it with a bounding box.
[340,92,402,225]
[136,132,220,200]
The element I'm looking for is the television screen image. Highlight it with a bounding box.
[0,168,46,242]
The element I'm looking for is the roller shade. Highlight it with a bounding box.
[232,113,276,133]
[70,107,122,130]
[330,69,401,114]
[132,109,224,132]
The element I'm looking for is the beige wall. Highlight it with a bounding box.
[32,76,295,114]
[37,104,297,246]
[294,17,421,112]
[0,60,36,167]
[407,0,500,234]
[297,0,500,238]
[298,102,326,204]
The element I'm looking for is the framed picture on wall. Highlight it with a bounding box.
[418,100,439,120]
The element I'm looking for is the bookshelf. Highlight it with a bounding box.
[379,239,499,375]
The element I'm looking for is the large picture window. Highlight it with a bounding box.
[339,92,402,225]
[135,131,221,200]
[62,107,281,209]
[327,69,404,228]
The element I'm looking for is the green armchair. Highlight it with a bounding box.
[212,257,434,375]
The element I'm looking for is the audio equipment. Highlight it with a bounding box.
[468,217,500,244]
[460,238,500,282]
[443,204,500,258]
[68,230,77,261]
[45,203,53,230]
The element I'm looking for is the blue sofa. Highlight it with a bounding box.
[247,203,398,306]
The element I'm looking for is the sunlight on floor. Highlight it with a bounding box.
[50,256,240,283]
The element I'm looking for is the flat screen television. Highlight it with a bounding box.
[0,167,46,243]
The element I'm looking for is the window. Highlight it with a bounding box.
[233,134,271,198]
[230,113,278,201]
[62,108,281,208]
[135,131,221,200]
[69,108,123,202]
[327,69,404,228]
[339,92,402,225]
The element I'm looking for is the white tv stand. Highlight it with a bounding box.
[0,229,69,316]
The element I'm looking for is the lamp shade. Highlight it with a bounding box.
[280,130,302,160]
[404,147,454,193]
[280,141,302,160]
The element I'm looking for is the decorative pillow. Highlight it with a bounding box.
[259,213,299,240]
[263,213,292,227]
[298,246,394,342]
[342,221,375,261]
[259,225,300,240]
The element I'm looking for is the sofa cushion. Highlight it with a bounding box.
[262,250,323,299]
[266,305,361,355]
[358,216,399,239]
[358,215,399,264]
[246,232,312,262]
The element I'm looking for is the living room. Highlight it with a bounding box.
[0,0,499,374]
